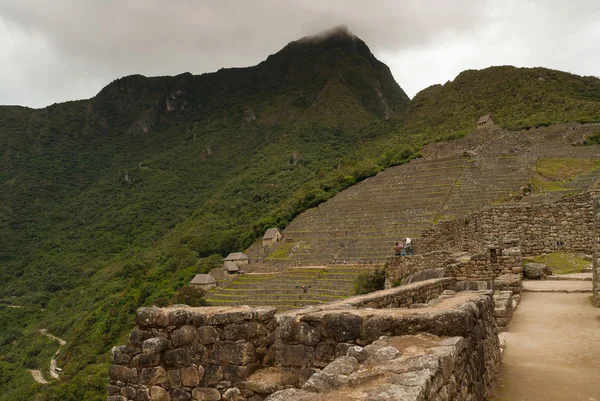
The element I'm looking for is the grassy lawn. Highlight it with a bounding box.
[523,252,590,274]
[531,158,600,193]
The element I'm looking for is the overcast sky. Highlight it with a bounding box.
[1,0,599,108]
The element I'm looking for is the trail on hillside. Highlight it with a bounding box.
[26,329,66,383]
[28,370,49,385]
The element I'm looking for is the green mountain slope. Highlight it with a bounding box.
[1,26,600,400]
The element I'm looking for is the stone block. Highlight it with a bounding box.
[150,386,170,401]
[222,363,258,382]
[323,313,362,342]
[197,326,219,345]
[171,325,197,347]
[170,388,191,401]
[130,328,154,347]
[224,321,261,341]
[295,322,321,346]
[223,387,245,401]
[140,367,168,387]
[315,342,334,365]
[278,344,314,368]
[164,348,191,367]
[167,369,182,388]
[361,315,393,341]
[207,311,253,325]
[211,341,255,366]
[179,365,200,386]
[203,364,223,386]
[108,365,138,384]
[132,352,161,368]
[111,345,137,364]
[168,308,191,326]
[136,307,170,328]
[192,387,221,401]
[121,386,137,399]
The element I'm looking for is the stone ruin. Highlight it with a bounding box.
[107,276,511,401]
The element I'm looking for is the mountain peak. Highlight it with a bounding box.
[296,25,355,44]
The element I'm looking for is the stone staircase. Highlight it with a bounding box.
[206,265,379,309]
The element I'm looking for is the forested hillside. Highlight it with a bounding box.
[2,26,600,400]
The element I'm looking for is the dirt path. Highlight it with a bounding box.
[28,370,49,384]
[493,292,600,400]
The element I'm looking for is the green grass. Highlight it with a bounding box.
[523,252,590,274]
[265,242,295,260]
[531,158,600,193]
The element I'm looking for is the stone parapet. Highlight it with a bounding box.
[107,306,277,401]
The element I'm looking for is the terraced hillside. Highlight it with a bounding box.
[279,123,600,264]
[206,265,378,309]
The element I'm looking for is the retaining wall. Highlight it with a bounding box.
[418,193,595,256]
[108,279,501,401]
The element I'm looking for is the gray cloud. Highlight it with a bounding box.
[0,0,597,108]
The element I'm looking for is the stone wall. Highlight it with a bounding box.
[445,246,522,281]
[273,290,500,401]
[108,280,504,401]
[107,306,277,401]
[386,250,454,287]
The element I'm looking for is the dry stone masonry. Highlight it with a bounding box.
[108,279,506,401]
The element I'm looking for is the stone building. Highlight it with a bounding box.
[224,261,240,274]
[189,274,217,290]
[262,228,282,246]
[477,114,494,128]
[224,252,249,265]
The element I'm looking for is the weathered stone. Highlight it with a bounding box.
[223,387,245,401]
[223,363,258,382]
[255,307,277,322]
[191,387,220,401]
[207,310,253,325]
[140,367,168,387]
[322,356,359,376]
[121,386,137,399]
[524,263,547,280]
[171,325,197,347]
[264,388,316,401]
[276,316,295,342]
[323,313,362,342]
[224,321,261,341]
[107,385,121,396]
[108,365,138,384]
[138,388,151,401]
[189,343,208,365]
[167,369,182,388]
[150,385,170,401]
[363,346,400,367]
[143,337,169,355]
[191,310,208,326]
[136,307,170,328]
[169,308,191,326]
[164,348,191,367]
[364,383,425,401]
[393,310,471,337]
[130,328,154,347]
[334,343,354,358]
[197,326,219,345]
[278,344,314,368]
[298,368,318,387]
[179,365,200,386]
[314,342,334,364]
[248,395,264,401]
[170,388,191,401]
[111,345,139,364]
[132,353,162,368]
[203,364,223,386]
[211,341,255,366]
[362,315,393,341]
[107,396,127,401]
[296,322,321,346]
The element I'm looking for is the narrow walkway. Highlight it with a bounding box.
[493,290,600,400]
[28,370,49,384]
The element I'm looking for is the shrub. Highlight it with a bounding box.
[353,269,386,295]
